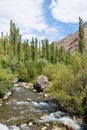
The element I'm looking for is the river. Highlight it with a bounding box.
[0,86,87,130]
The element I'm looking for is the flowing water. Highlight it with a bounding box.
[0,86,87,130]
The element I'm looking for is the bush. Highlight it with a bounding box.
[35,58,47,75]
[43,61,86,114]
[0,68,14,98]
[0,83,7,98]
[18,66,29,82]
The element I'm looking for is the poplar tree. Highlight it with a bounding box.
[17,34,22,64]
[12,23,16,57]
[51,42,55,64]
[10,20,20,61]
[10,20,13,60]
[45,38,49,61]
[58,46,66,62]
[23,40,29,62]
[78,17,85,54]
[3,37,6,54]
[31,37,35,61]
[42,40,46,58]
[25,39,30,61]
[34,38,38,60]
[39,42,41,57]
[55,46,58,63]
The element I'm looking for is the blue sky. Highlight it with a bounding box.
[0,0,87,42]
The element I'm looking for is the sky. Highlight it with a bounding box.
[0,0,87,42]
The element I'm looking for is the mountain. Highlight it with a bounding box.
[55,23,87,52]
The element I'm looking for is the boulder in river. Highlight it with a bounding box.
[64,122,75,130]
[34,75,50,92]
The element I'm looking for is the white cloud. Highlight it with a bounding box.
[0,19,9,34]
[49,0,57,9]
[0,0,61,41]
[0,0,47,34]
[22,33,46,41]
[22,34,37,40]
[45,27,58,35]
[50,0,87,23]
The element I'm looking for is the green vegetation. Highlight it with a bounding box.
[0,18,87,116]
[43,52,87,115]
[79,17,85,54]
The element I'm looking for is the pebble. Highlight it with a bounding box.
[32,89,37,92]
[44,123,49,127]
[44,93,48,97]
[0,104,2,107]
[26,98,32,102]
[3,92,12,100]
[28,122,33,126]
[41,126,47,130]
[52,126,62,130]
[40,114,48,120]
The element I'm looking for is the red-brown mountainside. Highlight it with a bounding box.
[55,23,87,52]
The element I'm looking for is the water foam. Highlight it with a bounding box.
[39,111,82,130]
[0,123,9,130]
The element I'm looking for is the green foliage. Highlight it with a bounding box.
[45,38,50,61]
[50,43,58,64]
[31,37,35,61]
[43,52,87,115]
[79,17,85,54]
[17,34,22,64]
[25,61,37,81]
[0,68,14,97]
[0,85,7,98]
[34,38,39,60]
[42,40,46,58]
[10,20,21,61]
[58,46,66,63]
[18,66,29,82]
[35,58,47,75]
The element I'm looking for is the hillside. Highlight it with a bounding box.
[55,23,87,52]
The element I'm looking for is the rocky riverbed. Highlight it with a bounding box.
[0,84,87,130]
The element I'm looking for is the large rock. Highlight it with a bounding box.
[64,122,75,130]
[34,75,50,92]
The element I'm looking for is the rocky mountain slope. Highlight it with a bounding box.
[55,23,87,52]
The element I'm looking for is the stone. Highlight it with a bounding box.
[3,91,12,100]
[52,126,62,130]
[44,93,48,97]
[41,126,47,130]
[44,123,49,127]
[0,104,2,107]
[34,75,50,92]
[15,82,33,89]
[32,89,37,92]
[64,122,75,130]
[26,98,32,102]
[24,83,33,89]
[28,122,33,126]
[40,114,48,120]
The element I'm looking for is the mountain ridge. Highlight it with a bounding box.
[55,23,87,52]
